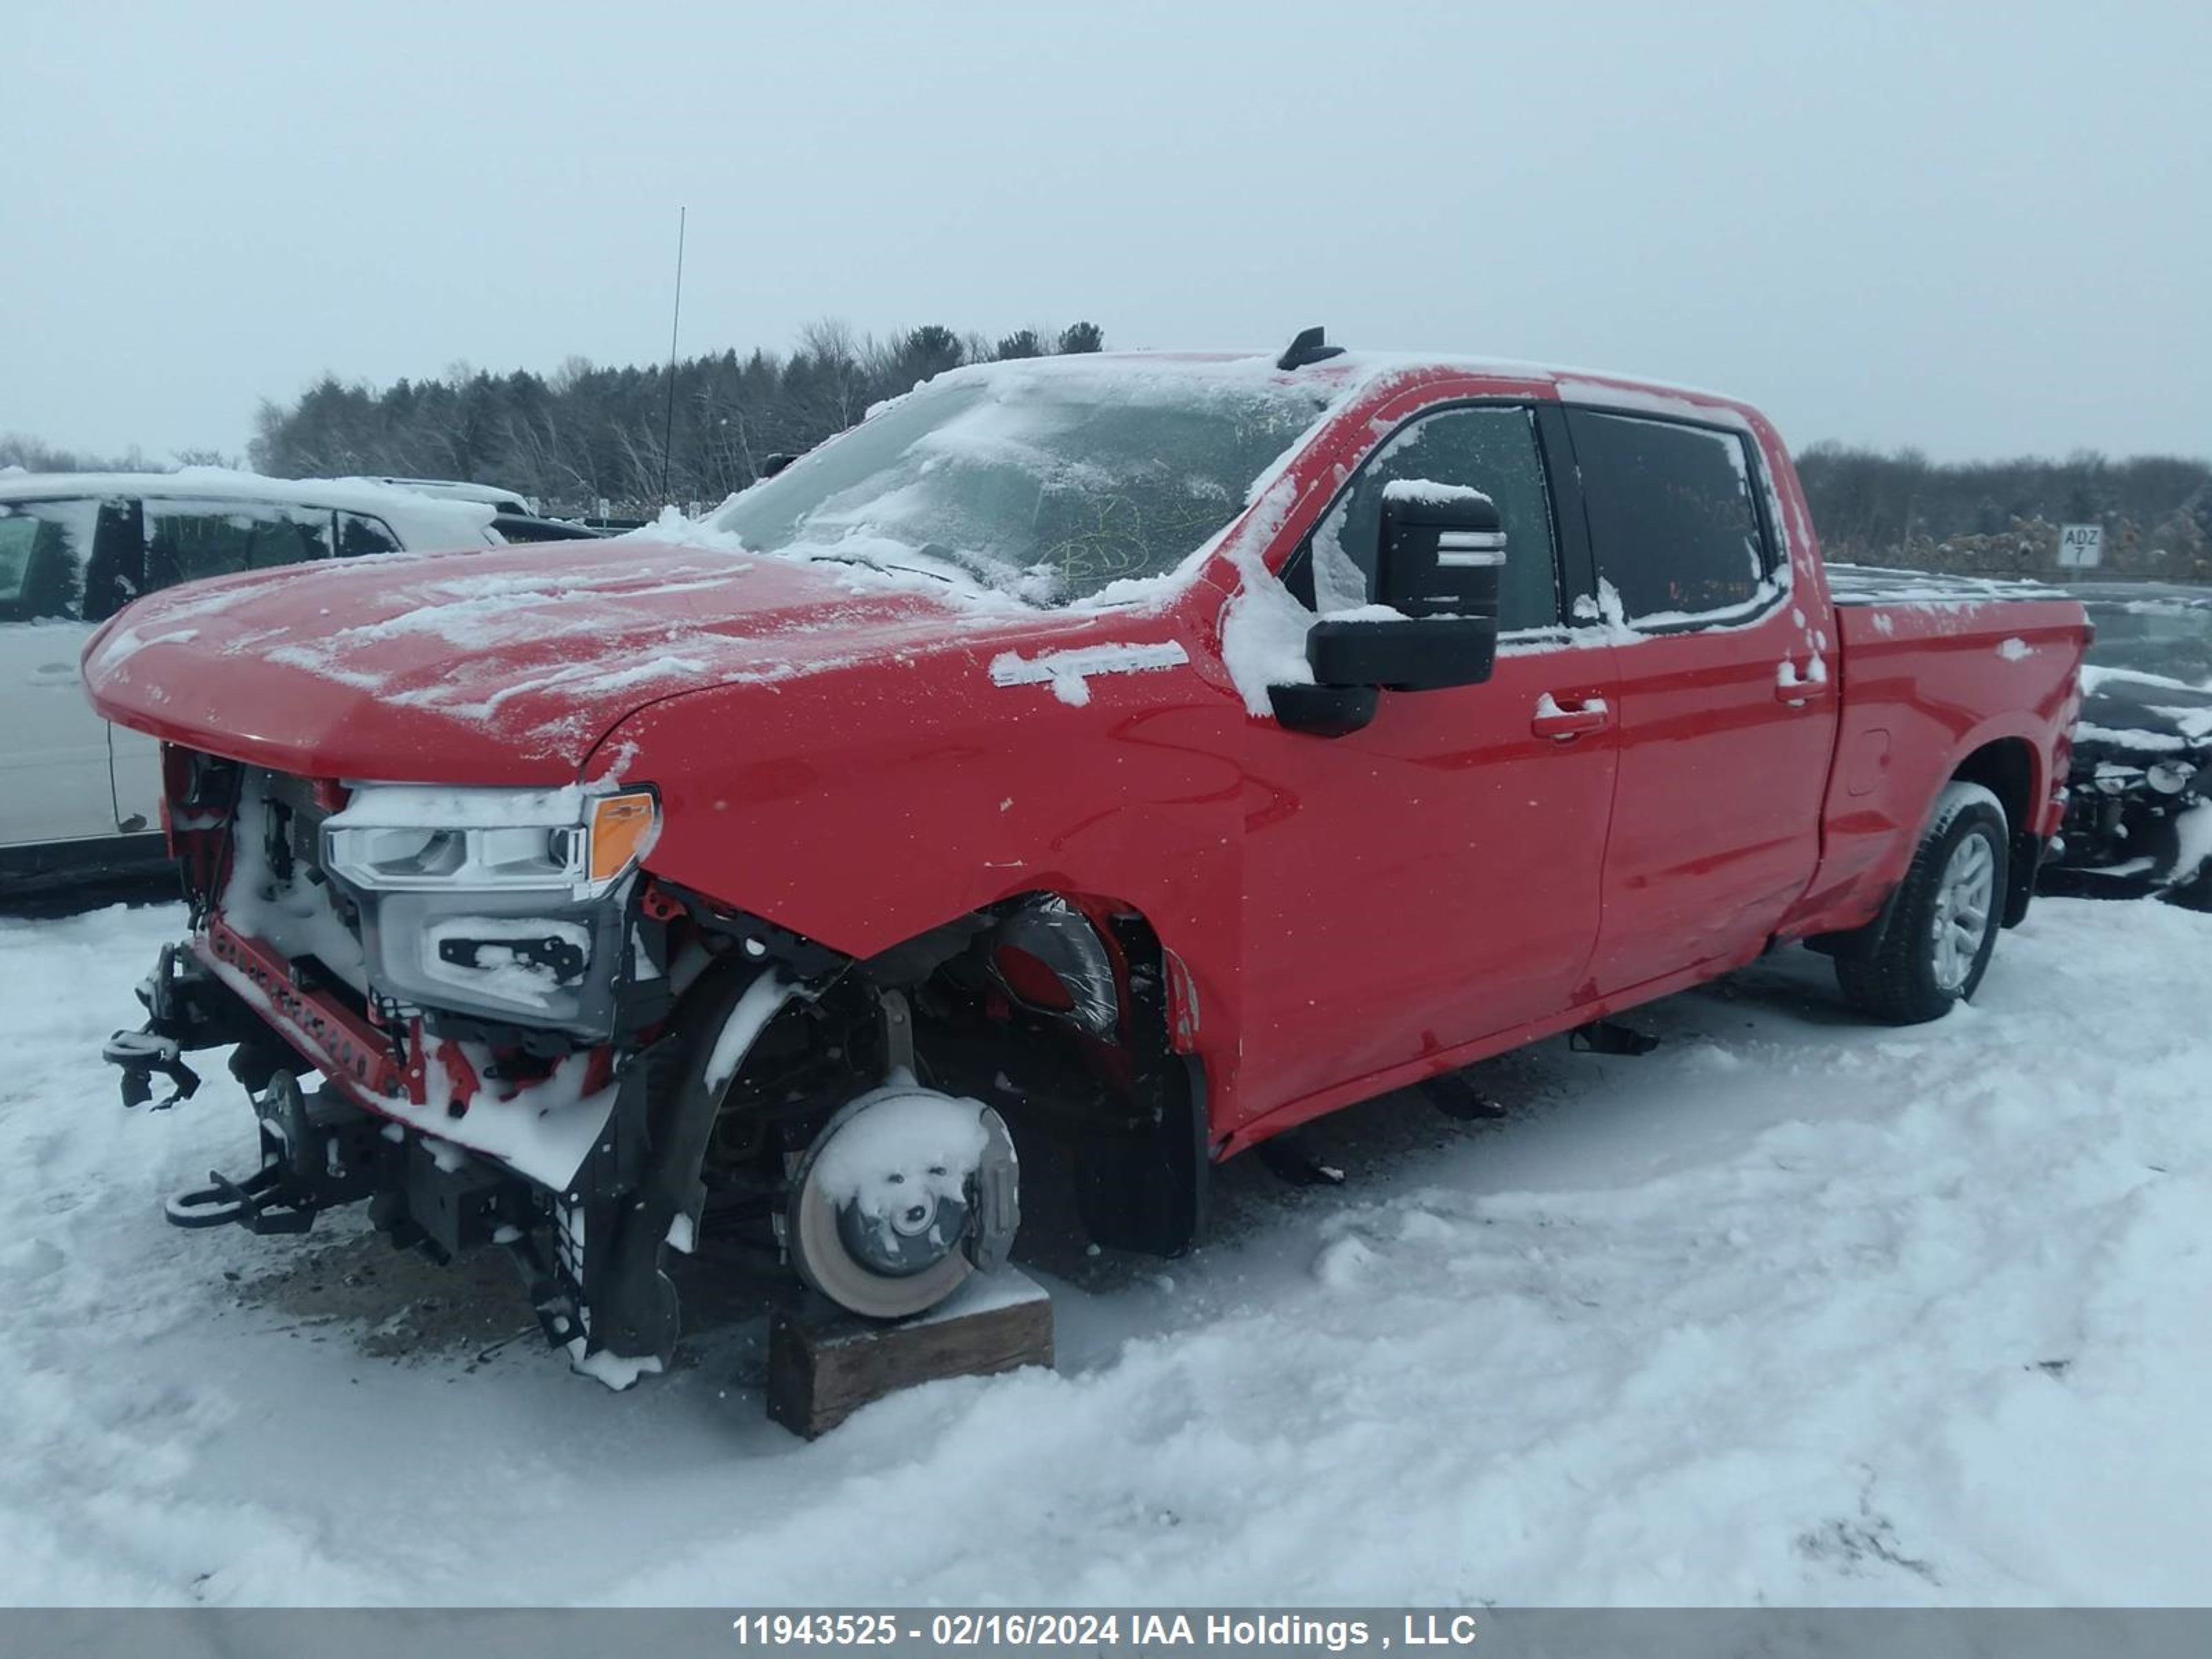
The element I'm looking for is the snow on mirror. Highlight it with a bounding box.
[1307,405,1557,631]
[706,363,1333,606]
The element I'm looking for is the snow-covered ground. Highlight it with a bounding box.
[1,894,2206,1606]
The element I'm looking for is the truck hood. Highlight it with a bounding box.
[82,538,1058,783]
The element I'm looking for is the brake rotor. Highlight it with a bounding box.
[787,1085,1006,1320]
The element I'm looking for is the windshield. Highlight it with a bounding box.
[706,364,1333,605]
[2083,597,2212,686]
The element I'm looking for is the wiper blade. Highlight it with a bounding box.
[821,541,1004,588]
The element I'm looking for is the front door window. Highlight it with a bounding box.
[1303,404,1563,632]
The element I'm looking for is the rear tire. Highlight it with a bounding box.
[1836,781,2009,1025]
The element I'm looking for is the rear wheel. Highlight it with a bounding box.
[1836,781,2009,1025]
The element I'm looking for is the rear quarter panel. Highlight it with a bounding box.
[1781,585,2088,937]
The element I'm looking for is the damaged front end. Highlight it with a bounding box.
[2054,748,2212,908]
[109,748,1040,1382]
[2050,665,2212,910]
[104,749,751,1378]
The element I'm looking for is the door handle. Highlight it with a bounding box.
[1531,694,1611,740]
[1774,668,1833,706]
[28,662,81,686]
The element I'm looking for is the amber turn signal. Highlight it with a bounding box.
[587,791,659,883]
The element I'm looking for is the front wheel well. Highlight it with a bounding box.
[695,891,1210,1259]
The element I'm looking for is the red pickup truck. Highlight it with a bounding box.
[83,334,2088,1382]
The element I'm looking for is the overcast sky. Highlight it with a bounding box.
[6,0,2206,465]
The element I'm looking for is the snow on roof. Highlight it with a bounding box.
[0,467,498,548]
[351,476,536,512]
[915,346,1759,419]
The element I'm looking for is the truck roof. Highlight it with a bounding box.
[0,467,499,548]
[973,346,1761,422]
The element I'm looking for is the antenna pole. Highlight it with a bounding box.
[658,205,687,507]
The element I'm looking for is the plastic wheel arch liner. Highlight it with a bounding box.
[984,894,1121,1037]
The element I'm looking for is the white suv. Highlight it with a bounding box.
[0,470,552,892]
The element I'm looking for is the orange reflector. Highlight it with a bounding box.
[587,792,658,883]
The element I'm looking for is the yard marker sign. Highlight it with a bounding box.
[2057,523,2104,569]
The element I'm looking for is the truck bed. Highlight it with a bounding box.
[1784,564,2089,939]
[1824,562,2061,608]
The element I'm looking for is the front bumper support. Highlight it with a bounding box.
[165,1069,390,1235]
[103,942,257,1107]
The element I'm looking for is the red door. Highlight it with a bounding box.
[1562,408,1840,995]
[1237,644,1621,1118]
[1229,400,1620,1125]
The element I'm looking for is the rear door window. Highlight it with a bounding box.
[1566,410,1772,626]
[0,498,138,623]
[0,514,66,620]
[142,500,335,590]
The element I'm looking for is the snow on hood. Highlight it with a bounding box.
[80,537,1051,782]
[2073,666,2212,760]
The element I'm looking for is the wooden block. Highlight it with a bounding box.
[766,1269,1053,1438]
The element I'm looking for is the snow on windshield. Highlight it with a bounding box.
[706,360,1335,606]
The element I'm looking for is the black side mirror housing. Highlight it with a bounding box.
[1287,482,1504,727]
[1373,479,1506,626]
[1306,615,1500,693]
[1271,480,1509,735]
[1267,681,1379,738]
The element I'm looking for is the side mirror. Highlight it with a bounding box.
[1305,612,1499,693]
[1271,482,1506,735]
[1373,478,1507,623]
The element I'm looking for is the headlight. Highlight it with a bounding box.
[323,785,658,900]
[315,784,659,1033]
[2146,760,2197,796]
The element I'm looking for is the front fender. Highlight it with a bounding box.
[586,617,1252,1069]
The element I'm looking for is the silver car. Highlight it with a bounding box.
[0,471,538,892]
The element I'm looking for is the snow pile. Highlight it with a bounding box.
[810,1085,993,1225]
[323,782,586,830]
[1380,478,1494,508]
[695,354,1345,614]
[221,771,368,992]
[1216,474,1327,715]
[1826,563,2058,606]
[420,917,592,1011]
[988,641,1189,707]
[1219,570,1320,713]
[702,973,793,1093]
[2,896,2209,1605]
[1777,653,1830,694]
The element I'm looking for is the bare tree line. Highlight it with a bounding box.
[9,332,2208,583]
[1796,442,2212,583]
[243,319,1105,516]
